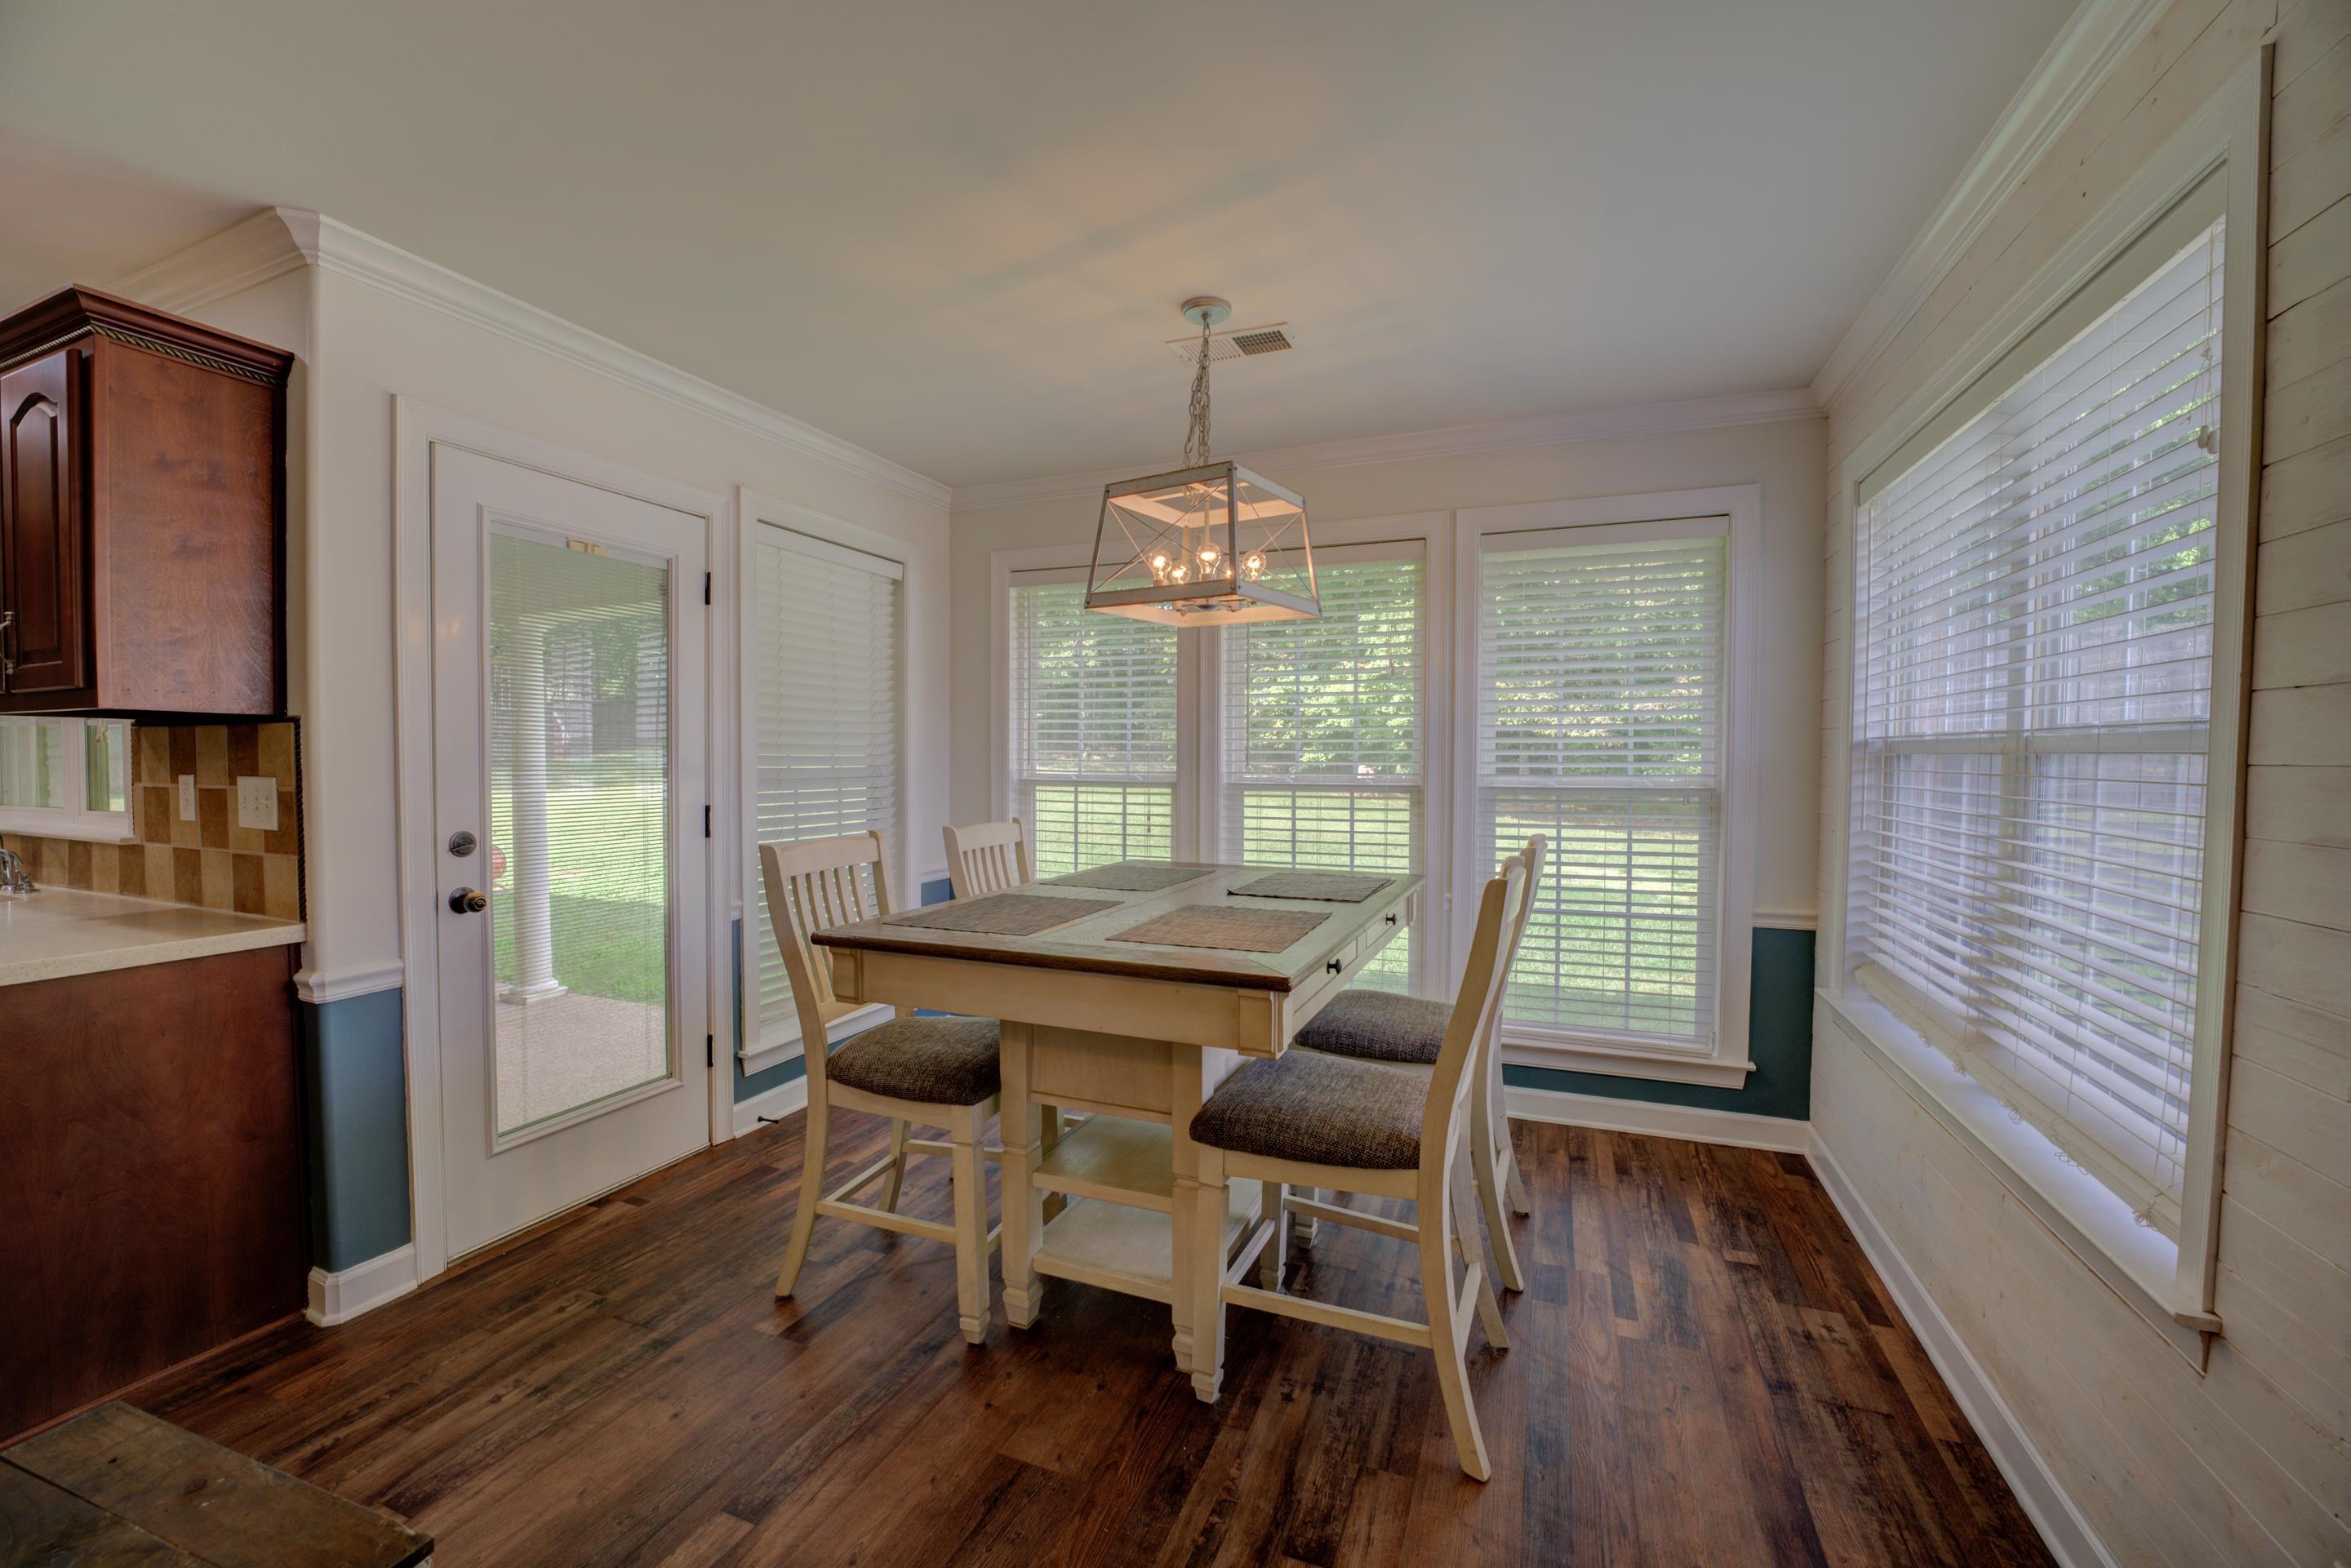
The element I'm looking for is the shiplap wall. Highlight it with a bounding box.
[1814,1,2350,1564]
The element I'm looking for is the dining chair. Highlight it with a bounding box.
[1184,854,1527,1480]
[762,830,1002,1344]
[1289,835,1546,1293]
[942,816,1031,899]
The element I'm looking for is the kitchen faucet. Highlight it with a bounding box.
[0,846,34,894]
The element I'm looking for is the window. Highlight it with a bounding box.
[0,716,132,840]
[1009,573,1177,877]
[1847,202,2226,1233]
[1220,549,1424,990]
[1475,523,1728,1051]
[749,525,900,1052]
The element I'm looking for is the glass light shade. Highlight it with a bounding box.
[1083,460,1318,624]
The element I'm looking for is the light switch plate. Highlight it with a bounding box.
[178,775,197,821]
[235,775,278,831]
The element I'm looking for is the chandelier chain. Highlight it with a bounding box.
[1183,313,1211,466]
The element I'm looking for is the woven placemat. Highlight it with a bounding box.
[1045,860,1215,892]
[1108,904,1329,953]
[1229,870,1394,903]
[882,893,1118,936]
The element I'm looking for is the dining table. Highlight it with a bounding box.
[811,859,1422,1374]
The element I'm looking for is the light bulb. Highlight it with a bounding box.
[1242,551,1265,581]
[1170,561,1191,584]
[1198,541,1221,566]
[1149,550,1171,584]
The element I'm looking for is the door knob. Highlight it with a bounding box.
[449,887,489,913]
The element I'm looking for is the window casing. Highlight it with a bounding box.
[1847,203,2228,1235]
[0,715,133,841]
[748,524,902,1054]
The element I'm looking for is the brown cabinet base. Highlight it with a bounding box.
[0,946,304,1441]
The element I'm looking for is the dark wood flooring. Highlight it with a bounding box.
[123,1110,2056,1566]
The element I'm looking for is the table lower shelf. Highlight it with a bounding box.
[1032,1183,1264,1307]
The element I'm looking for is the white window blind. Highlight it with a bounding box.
[1477,526,1727,1047]
[1220,551,1423,991]
[1849,211,2224,1230]
[1009,575,1177,877]
[752,528,900,1048]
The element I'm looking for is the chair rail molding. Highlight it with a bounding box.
[1809,0,2168,407]
[292,958,407,1006]
[111,208,951,509]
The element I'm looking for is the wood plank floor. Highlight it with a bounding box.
[125,1110,2056,1566]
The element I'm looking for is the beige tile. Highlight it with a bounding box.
[200,849,233,910]
[88,842,118,890]
[258,723,296,788]
[196,726,230,787]
[229,820,266,855]
[37,838,68,883]
[144,843,176,897]
[263,854,300,922]
[137,726,170,786]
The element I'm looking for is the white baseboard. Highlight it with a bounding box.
[733,1075,809,1137]
[305,1243,420,1326]
[1504,1084,1811,1153]
[1808,1135,2115,1568]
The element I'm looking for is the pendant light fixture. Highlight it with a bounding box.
[1083,297,1318,624]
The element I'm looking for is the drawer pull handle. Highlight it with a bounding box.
[1385,912,1398,925]
[1327,958,1343,975]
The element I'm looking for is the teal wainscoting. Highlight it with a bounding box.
[1502,926,1815,1120]
[735,877,958,1104]
[296,987,415,1273]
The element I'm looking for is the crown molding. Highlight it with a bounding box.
[110,207,953,510]
[951,386,1821,513]
[1809,0,2167,411]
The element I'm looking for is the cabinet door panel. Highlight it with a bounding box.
[0,349,87,694]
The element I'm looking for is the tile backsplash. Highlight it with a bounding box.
[2,720,302,922]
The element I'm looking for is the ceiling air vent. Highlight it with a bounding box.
[1167,322,1295,366]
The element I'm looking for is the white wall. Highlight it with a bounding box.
[1812,2,2351,1563]
[946,415,1829,927]
[305,263,952,988]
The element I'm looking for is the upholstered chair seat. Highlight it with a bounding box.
[1190,1050,1427,1170]
[826,1016,1002,1106]
[1293,989,1451,1066]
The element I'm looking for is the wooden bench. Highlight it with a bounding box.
[0,1404,430,1567]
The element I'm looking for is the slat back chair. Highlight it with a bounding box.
[761,830,1003,1344]
[1290,834,1546,1294]
[1187,855,1529,1479]
[943,817,1031,899]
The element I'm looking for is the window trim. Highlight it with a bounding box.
[1455,486,1763,1089]
[0,716,136,842]
[1822,51,2268,1348]
[738,493,910,1073]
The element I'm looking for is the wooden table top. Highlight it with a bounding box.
[812,862,1421,993]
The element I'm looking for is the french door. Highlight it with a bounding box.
[430,445,709,1259]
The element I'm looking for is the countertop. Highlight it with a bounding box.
[0,887,304,988]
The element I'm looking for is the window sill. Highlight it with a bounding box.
[0,807,138,845]
[1816,986,2211,1369]
[1501,1028,1755,1090]
[739,1001,892,1077]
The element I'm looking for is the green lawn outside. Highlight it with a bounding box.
[491,756,669,1006]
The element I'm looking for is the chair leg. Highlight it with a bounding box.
[1040,1104,1065,1224]
[1290,1186,1322,1246]
[1257,1180,1289,1288]
[1500,1130,1531,1216]
[1469,1089,1526,1294]
[776,1091,829,1299]
[1190,1149,1229,1403]
[1451,1151,1509,1353]
[1421,1169,1492,1481]
[949,1108,992,1345]
[878,1117,909,1214]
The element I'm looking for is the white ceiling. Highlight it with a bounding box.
[0,0,2075,488]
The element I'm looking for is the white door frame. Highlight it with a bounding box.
[394,398,736,1283]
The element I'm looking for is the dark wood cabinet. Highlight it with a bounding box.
[0,946,306,1442]
[0,287,291,717]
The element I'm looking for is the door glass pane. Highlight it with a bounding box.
[488,528,672,1136]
